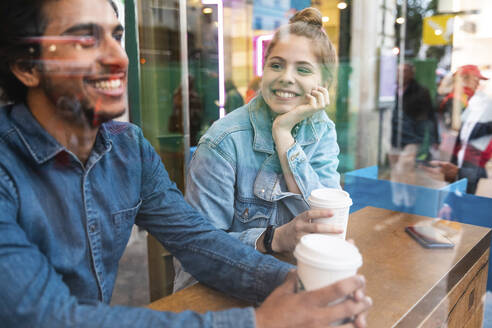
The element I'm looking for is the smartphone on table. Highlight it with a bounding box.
[405,225,455,248]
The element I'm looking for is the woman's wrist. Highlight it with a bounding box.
[272,124,290,140]
[271,225,284,253]
[256,231,267,253]
[257,228,282,253]
[272,118,294,138]
[272,127,294,146]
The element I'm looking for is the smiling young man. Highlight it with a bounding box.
[0,1,371,327]
[10,0,129,163]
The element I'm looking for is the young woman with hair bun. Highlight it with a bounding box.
[174,7,342,290]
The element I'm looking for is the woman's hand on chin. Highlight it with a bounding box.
[272,86,329,138]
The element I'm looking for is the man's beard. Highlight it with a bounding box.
[55,95,119,127]
[40,74,124,128]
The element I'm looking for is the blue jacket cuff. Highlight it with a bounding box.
[212,307,256,328]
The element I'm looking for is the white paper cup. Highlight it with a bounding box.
[308,188,352,239]
[294,234,362,291]
[294,235,363,326]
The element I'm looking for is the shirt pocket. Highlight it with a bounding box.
[233,197,274,228]
[112,199,142,254]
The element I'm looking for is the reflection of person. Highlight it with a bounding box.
[0,1,372,327]
[245,76,261,103]
[224,79,244,113]
[439,65,488,130]
[391,63,438,159]
[426,89,492,194]
[168,76,203,146]
[436,72,453,128]
[174,8,342,290]
[388,145,418,208]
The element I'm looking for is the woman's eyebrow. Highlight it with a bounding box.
[268,56,285,62]
[296,61,315,67]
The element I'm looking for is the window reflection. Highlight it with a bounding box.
[2,0,491,325]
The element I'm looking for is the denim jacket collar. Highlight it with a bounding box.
[248,94,322,155]
[11,103,112,165]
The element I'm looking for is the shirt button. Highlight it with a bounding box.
[290,152,300,161]
[89,224,96,233]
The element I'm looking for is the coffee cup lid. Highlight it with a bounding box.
[294,234,362,270]
[308,188,352,208]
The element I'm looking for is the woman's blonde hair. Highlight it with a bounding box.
[263,7,337,88]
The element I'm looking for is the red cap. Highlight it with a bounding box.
[456,65,489,80]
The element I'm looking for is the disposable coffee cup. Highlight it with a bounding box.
[294,234,363,326]
[307,188,352,239]
[294,234,362,291]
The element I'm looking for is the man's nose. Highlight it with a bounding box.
[99,37,129,70]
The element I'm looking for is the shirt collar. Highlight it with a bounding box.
[11,103,112,165]
[248,94,321,154]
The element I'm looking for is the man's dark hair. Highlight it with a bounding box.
[0,0,118,104]
[0,0,47,103]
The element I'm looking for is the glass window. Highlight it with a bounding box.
[2,0,492,325]
[131,0,492,322]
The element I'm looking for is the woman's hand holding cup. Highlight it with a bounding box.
[272,209,343,253]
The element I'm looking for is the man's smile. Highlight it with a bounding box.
[84,73,126,97]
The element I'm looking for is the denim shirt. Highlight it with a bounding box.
[0,104,292,328]
[174,96,339,290]
[187,95,340,245]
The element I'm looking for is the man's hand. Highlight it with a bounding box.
[272,209,343,253]
[255,271,372,328]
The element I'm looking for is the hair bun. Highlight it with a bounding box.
[289,7,323,28]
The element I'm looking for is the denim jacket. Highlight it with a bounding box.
[0,104,292,328]
[174,96,339,290]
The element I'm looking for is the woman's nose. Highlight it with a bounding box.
[278,67,295,84]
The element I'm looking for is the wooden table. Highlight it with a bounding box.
[149,207,491,327]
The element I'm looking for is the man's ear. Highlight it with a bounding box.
[10,60,41,88]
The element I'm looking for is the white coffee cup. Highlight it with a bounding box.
[307,188,353,239]
[294,234,362,291]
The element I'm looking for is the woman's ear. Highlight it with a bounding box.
[10,60,40,88]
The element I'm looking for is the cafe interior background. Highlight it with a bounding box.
[4,0,491,324]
